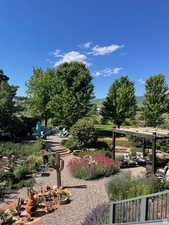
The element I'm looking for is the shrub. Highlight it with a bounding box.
[73,149,111,157]
[62,138,79,151]
[0,141,43,158]
[148,154,168,167]
[116,155,124,161]
[104,151,113,158]
[70,118,97,149]
[8,116,38,138]
[156,139,169,153]
[13,166,31,181]
[0,172,15,183]
[0,181,8,200]
[61,139,67,145]
[127,135,144,148]
[68,153,120,180]
[82,203,109,225]
[25,155,43,170]
[11,179,34,189]
[106,172,162,201]
[94,140,109,150]
[37,138,46,149]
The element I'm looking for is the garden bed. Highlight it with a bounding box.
[0,140,48,198]
[68,153,120,180]
[0,186,71,225]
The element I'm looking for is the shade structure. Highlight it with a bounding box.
[112,127,169,174]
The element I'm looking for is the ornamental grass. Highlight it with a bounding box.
[67,153,120,180]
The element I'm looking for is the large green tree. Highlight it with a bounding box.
[102,76,137,128]
[143,74,169,126]
[0,70,18,137]
[49,62,94,128]
[26,68,57,126]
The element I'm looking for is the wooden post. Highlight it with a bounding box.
[143,138,146,157]
[112,131,116,160]
[109,203,113,224]
[152,133,157,175]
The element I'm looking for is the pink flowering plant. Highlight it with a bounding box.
[67,153,120,180]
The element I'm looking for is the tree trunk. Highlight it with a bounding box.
[117,124,120,128]
[56,169,61,188]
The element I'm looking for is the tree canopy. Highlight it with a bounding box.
[101,76,137,127]
[143,73,169,126]
[49,62,94,128]
[0,70,18,137]
[26,68,57,126]
[26,62,94,128]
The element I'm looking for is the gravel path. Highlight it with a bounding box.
[41,135,145,225]
[41,135,110,225]
[0,135,146,225]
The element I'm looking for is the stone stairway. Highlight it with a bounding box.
[54,147,71,157]
[46,135,71,157]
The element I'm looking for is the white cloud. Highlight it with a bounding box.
[138,79,145,84]
[83,42,92,48]
[110,67,123,74]
[53,49,63,57]
[89,44,123,56]
[94,71,101,76]
[54,51,89,67]
[93,67,123,77]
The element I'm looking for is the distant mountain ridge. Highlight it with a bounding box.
[92,96,144,107]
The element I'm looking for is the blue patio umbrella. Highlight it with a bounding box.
[35,121,41,137]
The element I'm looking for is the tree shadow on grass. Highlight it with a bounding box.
[96,130,112,138]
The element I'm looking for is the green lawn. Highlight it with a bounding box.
[95,124,143,151]
[94,124,113,137]
[94,124,113,130]
[98,138,133,147]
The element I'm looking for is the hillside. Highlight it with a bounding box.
[92,96,144,107]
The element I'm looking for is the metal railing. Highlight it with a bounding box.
[108,190,169,224]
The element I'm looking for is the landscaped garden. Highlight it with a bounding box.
[1,64,169,225]
[0,140,50,200]
[68,153,120,180]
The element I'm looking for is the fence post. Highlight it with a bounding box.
[109,203,113,224]
[109,203,116,224]
[140,197,148,222]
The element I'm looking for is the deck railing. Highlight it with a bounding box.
[108,190,169,224]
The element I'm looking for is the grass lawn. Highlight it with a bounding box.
[98,138,134,148]
[94,124,113,137]
[95,124,143,151]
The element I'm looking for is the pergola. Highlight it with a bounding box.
[112,127,169,174]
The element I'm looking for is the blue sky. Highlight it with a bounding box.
[1,0,169,98]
